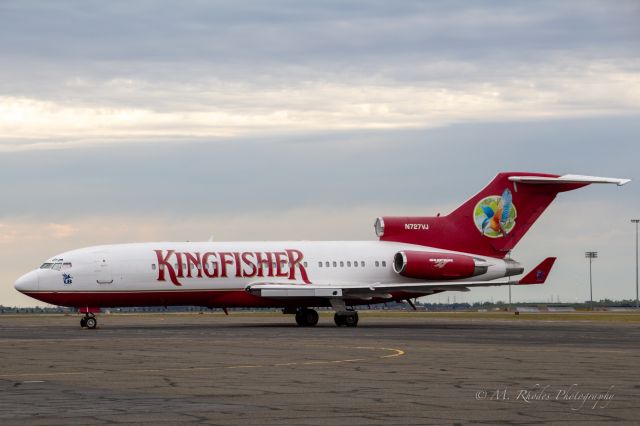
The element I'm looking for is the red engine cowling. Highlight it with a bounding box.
[393,251,485,280]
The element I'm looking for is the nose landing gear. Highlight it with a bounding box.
[80,313,97,329]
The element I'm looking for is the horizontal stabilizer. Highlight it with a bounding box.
[518,257,556,285]
[509,174,630,186]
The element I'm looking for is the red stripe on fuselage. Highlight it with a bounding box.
[21,289,428,309]
[22,290,281,309]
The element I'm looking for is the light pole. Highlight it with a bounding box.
[632,219,639,310]
[585,251,598,311]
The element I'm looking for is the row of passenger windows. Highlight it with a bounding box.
[318,260,386,268]
[40,262,72,270]
[150,260,387,271]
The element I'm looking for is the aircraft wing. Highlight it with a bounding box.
[247,280,514,299]
[245,257,556,300]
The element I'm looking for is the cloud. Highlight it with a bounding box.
[0,1,638,150]
[0,221,78,243]
[1,63,638,150]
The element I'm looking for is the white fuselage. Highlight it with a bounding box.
[19,241,511,298]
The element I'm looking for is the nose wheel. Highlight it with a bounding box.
[80,313,97,329]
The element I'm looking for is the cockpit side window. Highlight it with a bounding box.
[51,263,63,271]
[62,262,72,270]
[39,263,53,269]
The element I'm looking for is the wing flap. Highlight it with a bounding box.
[258,287,343,297]
[245,279,519,300]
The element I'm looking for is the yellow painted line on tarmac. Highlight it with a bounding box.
[0,346,405,378]
[380,348,406,358]
[351,346,405,358]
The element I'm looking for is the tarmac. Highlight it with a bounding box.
[0,312,638,425]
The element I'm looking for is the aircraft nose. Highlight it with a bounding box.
[14,270,39,293]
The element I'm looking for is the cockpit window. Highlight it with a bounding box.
[40,263,54,269]
[51,263,62,271]
[62,262,72,270]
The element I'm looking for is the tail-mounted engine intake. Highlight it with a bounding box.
[393,251,489,280]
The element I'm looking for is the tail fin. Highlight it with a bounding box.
[377,172,629,258]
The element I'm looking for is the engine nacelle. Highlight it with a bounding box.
[393,251,488,280]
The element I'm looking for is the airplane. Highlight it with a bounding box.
[14,172,629,329]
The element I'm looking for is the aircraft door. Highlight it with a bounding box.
[94,255,113,285]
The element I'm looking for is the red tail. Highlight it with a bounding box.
[376,172,628,258]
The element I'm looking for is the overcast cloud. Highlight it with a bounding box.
[1,1,639,306]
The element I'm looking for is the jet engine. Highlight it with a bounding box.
[393,251,489,280]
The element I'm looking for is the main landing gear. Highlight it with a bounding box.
[80,313,97,329]
[286,304,360,327]
[334,311,359,327]
[295,308,319,327]
[330,299,359,327]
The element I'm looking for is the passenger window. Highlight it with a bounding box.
[340,261,344,267]
[318,262,323,267]
[325,261,330,267]
[151,264,156,270]
[347,261,351,267]
[382,261,387,267]
[333,261,337,267]
[375,261,379,267]
[362,261,366,267]
[354,261,359,267]
[303,261,308,268]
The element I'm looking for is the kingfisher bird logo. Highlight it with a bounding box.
[473,188,517,238]
[62,273,73,285]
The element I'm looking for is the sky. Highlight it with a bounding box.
[1,0,639,307]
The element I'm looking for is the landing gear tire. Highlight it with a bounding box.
[81,313,97,329]
[334,311,359,327]
[85,317,97,329]
[295,308,319,327]
[344,312,358,327]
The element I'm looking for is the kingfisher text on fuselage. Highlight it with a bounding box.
[155,249,310,286]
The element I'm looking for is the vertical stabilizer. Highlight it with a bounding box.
[377,172,629,257]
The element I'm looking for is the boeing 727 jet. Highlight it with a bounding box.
[14,172,629,328]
